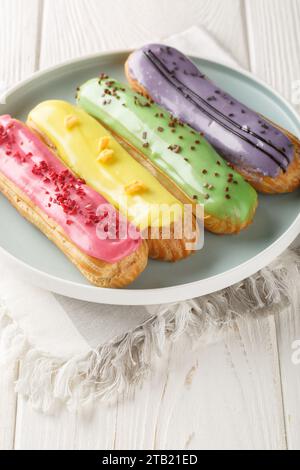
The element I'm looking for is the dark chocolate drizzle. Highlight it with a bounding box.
[144,50,288,171]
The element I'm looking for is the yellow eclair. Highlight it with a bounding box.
[28,101,198,261]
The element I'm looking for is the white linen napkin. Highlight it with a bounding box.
[163,26,241,68]
[0,26,299,413]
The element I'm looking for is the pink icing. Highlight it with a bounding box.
[0,115,141,263]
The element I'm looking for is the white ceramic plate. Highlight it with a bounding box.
[0,50,299,305]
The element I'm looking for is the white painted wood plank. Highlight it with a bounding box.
[246,0,300,449]
[275,304,300,450]
[0,363,18,450]
[113,317,286,450]
[40,0,249,69]
[245,0,300,112]
[15,315,286,450]
[0,0,41,451]
[278,295,300,443]
[0,0,41,87]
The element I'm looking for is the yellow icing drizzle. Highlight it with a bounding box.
[28,100,182,229]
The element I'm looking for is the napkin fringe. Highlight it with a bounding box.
[0,248,299,412]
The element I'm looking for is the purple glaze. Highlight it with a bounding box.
[128,44,294,177]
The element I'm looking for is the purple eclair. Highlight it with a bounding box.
[126,44,300,194]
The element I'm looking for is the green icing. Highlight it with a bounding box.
[77,77,257,224]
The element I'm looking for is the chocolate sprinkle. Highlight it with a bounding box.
[168,144,181,154]
[99,73,109,81]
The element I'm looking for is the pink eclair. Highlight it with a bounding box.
[0,115,148,287]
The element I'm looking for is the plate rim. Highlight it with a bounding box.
[0,49,299,305]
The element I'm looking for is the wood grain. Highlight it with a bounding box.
[275,304,300,450]
[246,0,300,449]
[40,0,249,68]
[14,315,287,450]
[114,316,286,450]
[0,0,41,451]
[245,0,300,112]
[0,0,41,87]
[0,362,18,450]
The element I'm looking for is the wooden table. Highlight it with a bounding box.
[0,0,300,450]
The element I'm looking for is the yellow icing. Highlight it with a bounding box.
[28,100,182,229]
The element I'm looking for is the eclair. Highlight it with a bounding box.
[27,101,198,261]
[126,44,300,194]
[0,115,148,287]
[77,76,257,234]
